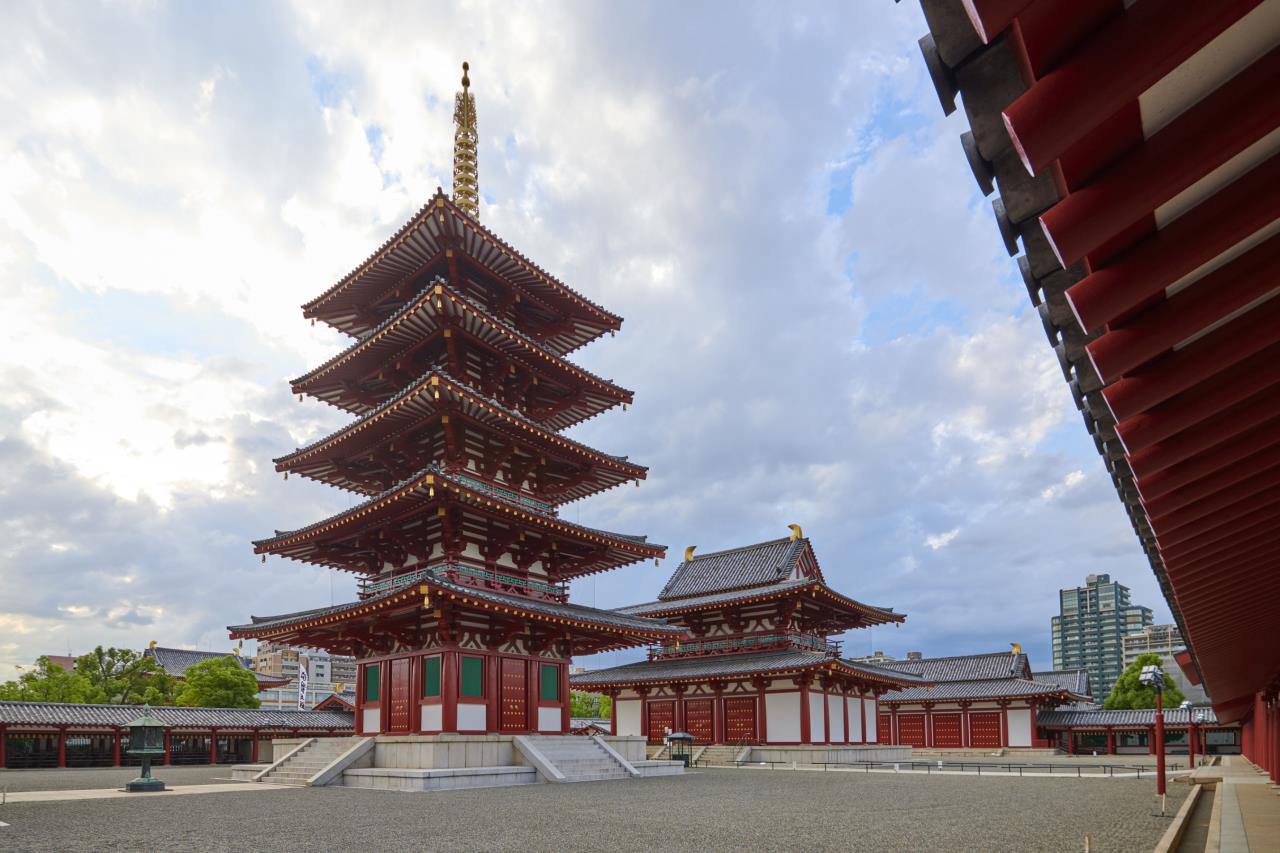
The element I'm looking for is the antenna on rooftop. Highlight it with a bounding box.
[452,61,479,219]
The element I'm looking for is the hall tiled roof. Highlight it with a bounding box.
[230,573,685,639]
[877,651,1031,682]
[615,578,902,626]
[569,650,927,689]
[1032,669,1092,698]
[880,677,1086,704]
[1037,707,1224,728]
[144,646,284,687]
[657,537,807,600]
[0,701,354,729]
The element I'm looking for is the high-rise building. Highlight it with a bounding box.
[1051,574,1152,699]
[252,642,359,709]
[1122,624,1210,706]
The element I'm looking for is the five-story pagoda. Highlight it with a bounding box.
[230,65,681,736]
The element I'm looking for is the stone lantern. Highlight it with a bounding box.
[124,706,167,792]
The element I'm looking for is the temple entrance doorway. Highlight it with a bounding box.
[500,658,527,732]
[388,657,412,733]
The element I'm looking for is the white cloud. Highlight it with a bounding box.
[924,528,960,550]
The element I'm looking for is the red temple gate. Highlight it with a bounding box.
[500,659,527,732]
[648,700,675,744]
[932,713,962,748]
[969,712,1001,748]
[388,658,411,733]
[724,697,757,743]
[684,699,714,744]
[879,712,891,742]
[897,714,926,748]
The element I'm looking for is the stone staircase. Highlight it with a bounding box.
[259,736,364,786]
[523,736,632,782]
[697,745,749,766]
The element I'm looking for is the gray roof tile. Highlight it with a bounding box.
[0,701,353,729]
[1037,707,1223,728]
[570,650,926,688]
[1032,669,1092,698]
[144,647,283,686]
[881,677,1086,703]
[658,537,805,600]
[877,652,1031,682]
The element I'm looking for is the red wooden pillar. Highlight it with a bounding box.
[712,683,725,744]
[57,726,67,768]
[798,676,811,744]
[999,702,1009,747]
[0,724,6,769]
[637,687,650,743]
[924,703,934,749]
[113,728,122,767]
[1028,701,1039,744]
[162,730,171,765]
[860,692,868,744]
[754,678,768,744]
[251,729,259,763]
[890,707,899,745]
[672,685,686,734]
[441,651,458,734]
[209,728,219,765]
[525,657,538,734]
[1106,728,1115,755]
[842,687,851,744]
[821,682,831,744]
[411,653,424,735]
[559,663,570,734]
[609,689,619,737]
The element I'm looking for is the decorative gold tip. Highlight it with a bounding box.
[461,60,470,89]
[1011,642,1022,655]
[452,60,479,219]
[684,545,697,561]
[148,640,157,650]
[788,523,803,540]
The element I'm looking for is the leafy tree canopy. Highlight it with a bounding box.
[76,646,179,706]
[176,656,261,708]
[569,690,611,719]
[0,656,93,703]
[1104,653,1187,710]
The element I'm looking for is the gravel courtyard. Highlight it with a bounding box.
[0,767,1185,852]
[0,766,227,792]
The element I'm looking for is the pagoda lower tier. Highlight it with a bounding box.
[229,572,684,736]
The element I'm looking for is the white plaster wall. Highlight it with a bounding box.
[538,707,561,732]
[616,699,642,737]
[828,694,844,741]
[808,693,825,743]
[361,708,379,734]
[847,698,863,741]
[765,692,801,743]
[421,704,442,731]
[1007,708,1032,747]
[863,698,878,742]
[457,703,486,731]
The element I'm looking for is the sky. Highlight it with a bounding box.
[0,1,1173,681]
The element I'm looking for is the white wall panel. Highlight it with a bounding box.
[808,693,825,743]
[863,698,878,742]
[765,692,801,743]
[361,708,380,734]
[538,706,562,732]
[421,704,442,731]
[847,698,863,741]
[457,702,486,731]
[1007,708,1032,747]
[827,694,844,742]
[616,699,642,737]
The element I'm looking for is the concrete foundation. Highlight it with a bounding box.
[748,745,913,764]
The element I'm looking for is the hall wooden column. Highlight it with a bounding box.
[441,651,458,733]
[821,680,831,744]
[251,730,259,763]
[798,675,812,744]
[672,685,686,734]
[924,702,934,748]
[0,724,6,768]
[57,726,67,768]
[1106,727,1115,755]
[998,701,1009,747]
[524,657,537,734]
[162,730,171,765]
[859,690,868,744]
[890,706,899,745]
[842,685,850,744]
[609,689,619,736]
[753,677,769,743]
[637,686,651,743]
[559,663,570,733]
[209,728,219,764]
[712,683,726,744]
[112,728,122,767]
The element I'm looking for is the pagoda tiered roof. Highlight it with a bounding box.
[303,191,620,354]
[570,649,927,691]
[292,279,631,427]
[274,368,644,502]
[252,463,663,579]
[228,572,684,655]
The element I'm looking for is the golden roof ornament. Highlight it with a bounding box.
[452,61,479,219]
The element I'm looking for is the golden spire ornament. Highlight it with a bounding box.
[452,61,479,219]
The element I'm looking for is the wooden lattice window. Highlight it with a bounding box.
[364,665,380,702]
[423,656,441,698]
[460,655,484,698]
[539,664,559,702]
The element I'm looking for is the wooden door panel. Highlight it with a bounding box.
[684,699,714,744]
[897,714,926,747]
[724,697,756,743]
[932,713,962,748]
[500,658,526,732]
[648,700,675,744]
[969,712,1001,748]
[389,657,411,733]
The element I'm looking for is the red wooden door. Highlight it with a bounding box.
[724,697,756,743]
[648,700,675,744]
[932,713,962,748]
[684,699,714,744]
[500,658,526,732]
[388,657,411,733]
[897,714,926,747]
[878,713,891,743]
[969,712,1001,748]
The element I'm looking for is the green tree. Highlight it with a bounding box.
[175,656,261,708]
[0,656,93,703]
[1104,653,1187,710]
[569,690,611,718]
[75,646,179,706]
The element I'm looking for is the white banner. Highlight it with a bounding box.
[297,657,309,710]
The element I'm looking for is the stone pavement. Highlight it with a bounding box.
[1200,757,1280,852]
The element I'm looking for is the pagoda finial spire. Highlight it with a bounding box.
[452,61,479,220]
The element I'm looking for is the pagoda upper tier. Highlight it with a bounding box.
[253,463,663,581]
[275,368,645,503]
[303,191,620,354]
